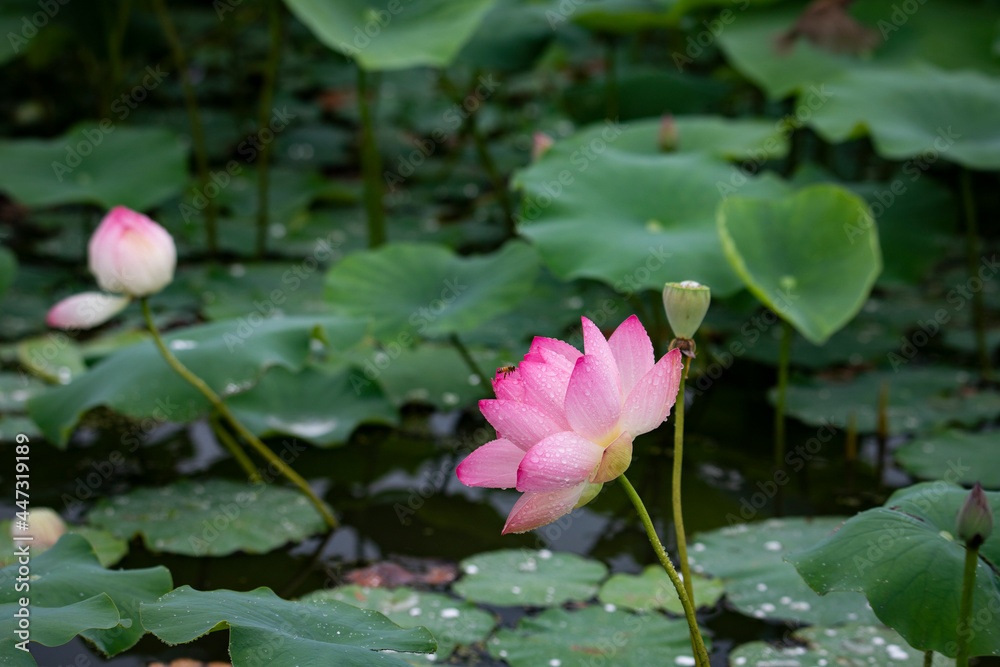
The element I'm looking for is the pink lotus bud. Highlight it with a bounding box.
[10,507,66,550]
[659,113,679,152]
[47,292,131,330]
[88,206,176,297]
[532,132,554,161]
[956,482,993,548]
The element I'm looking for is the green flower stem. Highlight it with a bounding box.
[961,169,992,380]
[673,356,694,603]
[923,650,933,667]
[151,0,218,256]
[449,333,491,392]
[255,0,284,259]
[208,410,262,483]
[619,474,710,667]
[956,544,980,667]
[140,298,338,530]
[358,67,386,248]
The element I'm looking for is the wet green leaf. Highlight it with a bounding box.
[0,534,171,656]
[454,549,607,607]
[142,586,436,666]
[718,184,882,345]
[690,518,876,625]
[895,429,1000,489]
[87,478,327,557]
[302,586,495,662]
[0,124,188,210]
[788,483,1000,658]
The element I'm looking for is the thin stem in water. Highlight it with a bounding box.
[449,333,491,392]
[358,67,386,248]
[618,474,710,667]
[151,0,218,256]
[955,544,980,667]
[255,0,284,258]
[961,169,992,380]
[208,410,262,483]
[140,298,338,529]
[922,650,933,667]
[439,71,516,236]
[774,319,793,514]
[672,356,694,603]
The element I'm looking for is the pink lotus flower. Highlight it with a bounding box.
[47,206,176,330]
[458,316,683,534]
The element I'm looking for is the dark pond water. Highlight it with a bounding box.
[10,355,955,667]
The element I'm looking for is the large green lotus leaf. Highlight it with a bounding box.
[556,115,789,161]
[690,518,876,625]
[27,315,368,447]
[302,586,495,663]
[731,624,953,666]
[895,429,1000,489]
[0,595,119,660]
[454,549,607,607]
[717,0,1000,100]
[16,333,86,384]
[791,164,954,286]
[780,366,1000,435]
[325,242,539,339]
[488,606,708,666]
[0,534,171,656]
[715,4,862,99]
[228,365,398,446]
[86,478,327,557]
[806,65,1000,170]
[343,342,499,409]
[457,1,556,71]
[598,565,724,613]
[788,483,1000,658]
[514,149,789,297]
[282,0,497,71]
[0,520,127,568]
[718,184,881,345]
[142,586,436,666]
[0,124,188,210]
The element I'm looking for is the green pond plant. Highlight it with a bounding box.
[955,483,994,667]
[44,206,339,532]
[662,280,710,604]
[455,315,710,666]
